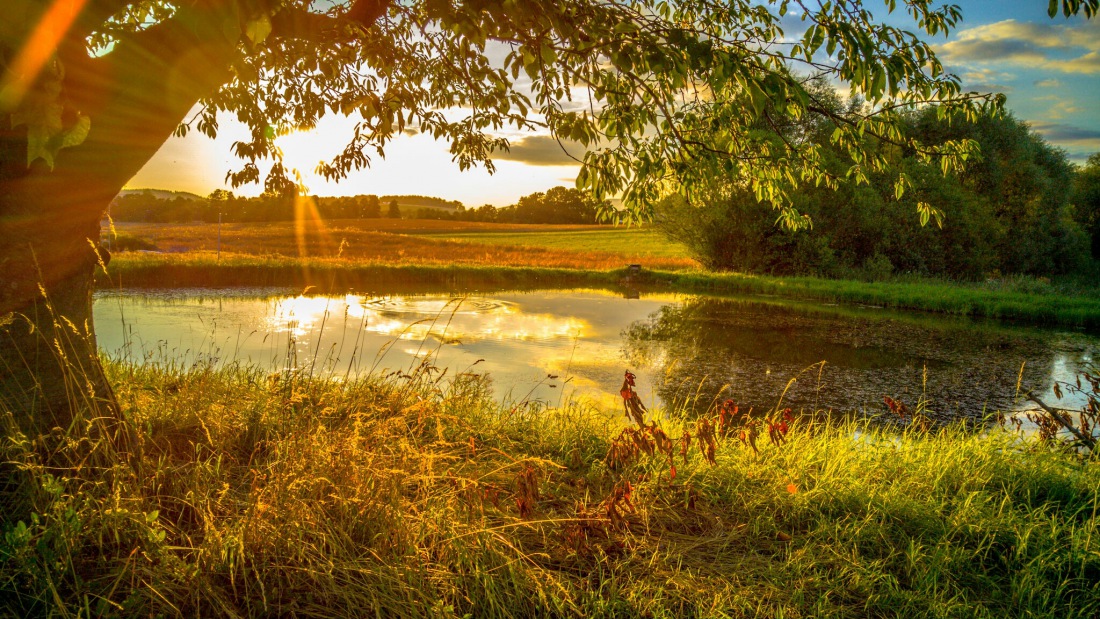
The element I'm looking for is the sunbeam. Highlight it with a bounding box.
[0,0,89,109]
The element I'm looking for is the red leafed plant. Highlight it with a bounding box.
[883,396,931,432]
[620,370,648,427]
[607,375,798,481]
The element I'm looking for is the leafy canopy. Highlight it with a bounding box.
[2,0,1097,225]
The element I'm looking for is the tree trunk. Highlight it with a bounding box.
[0,166,138,478]
[0,0,386,516]
[1,3,243,488]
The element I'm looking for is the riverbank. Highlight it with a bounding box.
[100,252,1100,329]
[3,362,1097,617]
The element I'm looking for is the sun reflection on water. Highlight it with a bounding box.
[267,294,588,344]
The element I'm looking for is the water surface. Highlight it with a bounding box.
[94,288,1099,419]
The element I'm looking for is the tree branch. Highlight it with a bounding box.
[62,2,243,194]
[1027,392,1097,449]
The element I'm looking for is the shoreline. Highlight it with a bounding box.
[100,252,1100,330]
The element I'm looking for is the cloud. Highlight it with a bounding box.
[1061,51,1100,74]
[937,19,1100,74]
[957,68,1016,93]
[493,135,586,166]
[1028,94,1087,119]
[1032,122,1100,143]
[1031,122,1100,160]
[1033,78,1062,88]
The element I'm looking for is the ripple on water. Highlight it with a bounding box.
[361,296,516,316]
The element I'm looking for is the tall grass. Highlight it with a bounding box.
[3,355,1098,617]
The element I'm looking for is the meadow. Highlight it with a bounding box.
[109,220,697,271]
[2,359,1098,617]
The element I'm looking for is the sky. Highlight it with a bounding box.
[125,1,1100,206]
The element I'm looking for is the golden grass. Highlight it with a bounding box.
[113,220,698,271]
[5,360,1099,618]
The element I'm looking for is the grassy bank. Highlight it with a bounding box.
[99,252,626,294]
[3,362,1098,617]
[101,252,1100,329]
[641,269,1100,330]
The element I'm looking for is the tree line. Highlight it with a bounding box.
[658,106,1100,280]
[109,186,605,225]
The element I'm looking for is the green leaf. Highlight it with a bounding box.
[54,114,91,152]
[13,101,62,168]
[245,13,272,46]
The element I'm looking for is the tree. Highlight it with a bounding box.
[1073,154,1100,258]
[360,194,381,219]
[1,0,1097,466]
[513,186,604,224]
[386,199,401,219]
[659,109,1089,279]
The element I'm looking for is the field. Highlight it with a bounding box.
[417,227,688,259]
[110,220,697,270]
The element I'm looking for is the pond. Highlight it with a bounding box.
[93,288,1099,421]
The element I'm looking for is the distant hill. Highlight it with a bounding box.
[118,188,205,201]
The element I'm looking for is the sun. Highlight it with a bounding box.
[275,128,333,193]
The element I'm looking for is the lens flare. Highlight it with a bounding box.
[0,0,89,110]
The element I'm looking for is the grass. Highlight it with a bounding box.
[639,270,1100,329]
[97,252,629,293]
[416,227,689,260]
[3,358,1098,617]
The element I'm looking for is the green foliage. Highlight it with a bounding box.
[509,187,602,224]
[1072,154,1100,258]
[658,109,1090,280]
[111,191,396,223]
[16,0,1012,217]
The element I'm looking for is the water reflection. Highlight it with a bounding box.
[622,297,1097,420]
[94,289,670,408]
[93,288,1100,420]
